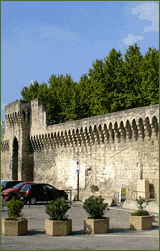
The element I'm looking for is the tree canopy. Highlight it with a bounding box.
[21,44,159,124]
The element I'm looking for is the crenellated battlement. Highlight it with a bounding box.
[28,101,159,151]
[30,113,159,150]
[5,100,31,127]
[5,112,22,126]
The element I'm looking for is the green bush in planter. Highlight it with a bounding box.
[131,197,149,216]
[45,198,71,220]
[83,196,108,219]
[6,200,24,220]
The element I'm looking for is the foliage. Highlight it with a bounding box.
[131,210,149,216]
[45,198,71,221]
[139,47,159,106]
[122,44,143,109]
[131,197,149,216]
[21,81,40,101]
[83,196,108,219]
[20,44,159,124]
[6,200,24,220]
[136,197,149,211]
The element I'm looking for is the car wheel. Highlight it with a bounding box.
[10,195,16,200]
[30,197,36,205]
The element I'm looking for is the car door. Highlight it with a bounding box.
[33,184,45,202]
[43,184,57,201]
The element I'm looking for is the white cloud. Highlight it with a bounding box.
[132,1,159,33]
[119,44,122,47]
[29,80,34,84]
[122,33,144,46]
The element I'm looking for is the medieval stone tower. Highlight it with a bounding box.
[1,99,159,201]
[1,100,33,182]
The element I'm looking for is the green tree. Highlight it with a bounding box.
[57,74,78,122]
[103,48,125,113]
[78,74,92,119]
[139,47,159,106]
[21,81,40,101]
[87,59,106,115]
[47,74,64,124]
[86,48,125,115]
[122,43,143,109]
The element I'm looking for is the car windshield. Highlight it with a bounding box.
[21,184,31,191]
[12,183,24,189]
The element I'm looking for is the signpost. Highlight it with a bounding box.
[76,161,80,201]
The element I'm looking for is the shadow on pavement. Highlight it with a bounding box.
[152,225,159,230]
[70,230,86,236]
[26,229,87,236]
[26,230,45,235]
[109,228,133,233]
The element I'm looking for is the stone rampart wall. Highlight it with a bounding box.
[1,98,159,201]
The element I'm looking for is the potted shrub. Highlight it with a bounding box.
[130,197,153,230]
[2,199,28,236]
[83,196,109,234]
[45,198,72,236]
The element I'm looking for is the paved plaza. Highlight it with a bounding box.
[1,202,159,250]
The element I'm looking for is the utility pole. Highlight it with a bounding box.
[77,172,79,201]
[76,160,80,201]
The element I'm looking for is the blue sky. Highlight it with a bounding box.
[1,1,159,120]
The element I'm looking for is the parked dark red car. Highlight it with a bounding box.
[1,182,33,201]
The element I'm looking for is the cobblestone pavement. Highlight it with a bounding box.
[1,202,159,251]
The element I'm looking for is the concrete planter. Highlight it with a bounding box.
[45,219,72,236]
[2,218,28,236]
[129,215,153,230]
[84,217,109,234]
